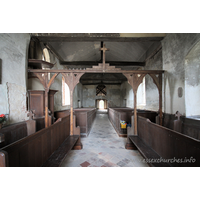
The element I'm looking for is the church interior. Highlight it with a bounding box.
[0,33,200,168]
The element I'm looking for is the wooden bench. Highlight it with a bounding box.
[129,116,200,167]
[74,108,96,137]
[55,108,96,137]
[0,118,36,148]
[0,115,81,167]
[108,108,157,137]
[129,136,170,167]
[42,135,79,167]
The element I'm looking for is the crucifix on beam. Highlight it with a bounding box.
[99,44,110,71]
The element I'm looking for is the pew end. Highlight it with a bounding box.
[0,150,8,167]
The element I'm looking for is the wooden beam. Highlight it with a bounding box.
[33,36,164,42]
[60,61,145,66]
[28,69,164,74]
[80,78,127,81]
[81,82,122,85]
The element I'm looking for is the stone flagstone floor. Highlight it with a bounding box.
[61,112,148,167]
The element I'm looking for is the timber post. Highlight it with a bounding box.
[62,72,84,135]
[32,72,59,128]
[149,73,163,126]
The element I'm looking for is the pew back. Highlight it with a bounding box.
[74,108,96,136]
[138,116,200,167]
[108,108,157,137]
[1,115,70,167]
[0,122,28,148]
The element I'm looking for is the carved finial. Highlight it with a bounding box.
[48,109,52,115]
[175,111,182,121]
[27,110,35,120]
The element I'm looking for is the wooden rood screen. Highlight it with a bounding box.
[28,47,164,148]
[1,115,70,167]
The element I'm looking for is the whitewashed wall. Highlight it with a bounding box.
[0,33,30,124]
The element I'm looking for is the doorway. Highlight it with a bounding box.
[96,99,107,109]
[99,100,104,109]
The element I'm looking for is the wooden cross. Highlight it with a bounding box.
[100,44,109,67]
[175,111,182,121]
[27,110,35,120]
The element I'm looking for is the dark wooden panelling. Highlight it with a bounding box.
[35,117,45,131]
[28,91,45,117]
[137,116,200,167]
[42,135,79,167]
[1,115,70,167]
[55,108,96,136]
[54,110,70,119]
[74,108,96,136]
[108,108,157,137]
[163,113,200,140]
[0,122,27,148]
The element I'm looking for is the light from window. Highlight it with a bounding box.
[62,77,70,106]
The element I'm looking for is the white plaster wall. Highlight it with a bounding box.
[120,81,134,108]
[73,83,83,108]
[185,85,200,116]
[140,49,162,111]
[162,33,200,115]
[0,33,30,124]
[120,80,146,109]
[185,41,200,116]
[82,84,122,108]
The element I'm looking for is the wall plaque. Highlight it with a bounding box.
[178,87,183,98]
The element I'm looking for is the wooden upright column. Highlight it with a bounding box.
[123,73,146,135]
[149,73,163,125]
[62,72,84,135]
[32,72,59,128]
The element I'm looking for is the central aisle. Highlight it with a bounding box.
[61,113,148,167]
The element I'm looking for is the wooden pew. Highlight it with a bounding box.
[108,108,133,137]
[108,108,157,137]
[163,112,200,140]
[0,119,36,148]
[0,115,80,167]
[0,150,8,167]
[74,108,96,137]
[129,116,200,167]
[55,108,96,137]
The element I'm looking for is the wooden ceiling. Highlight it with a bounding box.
[31,33,165,85]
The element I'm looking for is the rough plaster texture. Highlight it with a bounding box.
[82,85,122,108]
[120,81,146,109]
[0,33,30,124]
[185,40,200,116]
[162,33,200,115]
[141,50,162,111]
[120,81,134,108]
[73,83,83,108]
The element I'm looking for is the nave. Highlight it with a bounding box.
[61,112,148,167]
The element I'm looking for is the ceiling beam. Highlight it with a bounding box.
[81,82,122,85]
[28,69,164,74]
[60,61,145,66]
[80,78,127,81]
[33,36,164,43]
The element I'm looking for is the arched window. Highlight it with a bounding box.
[62,77,70,106]
[42,48,50,62]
